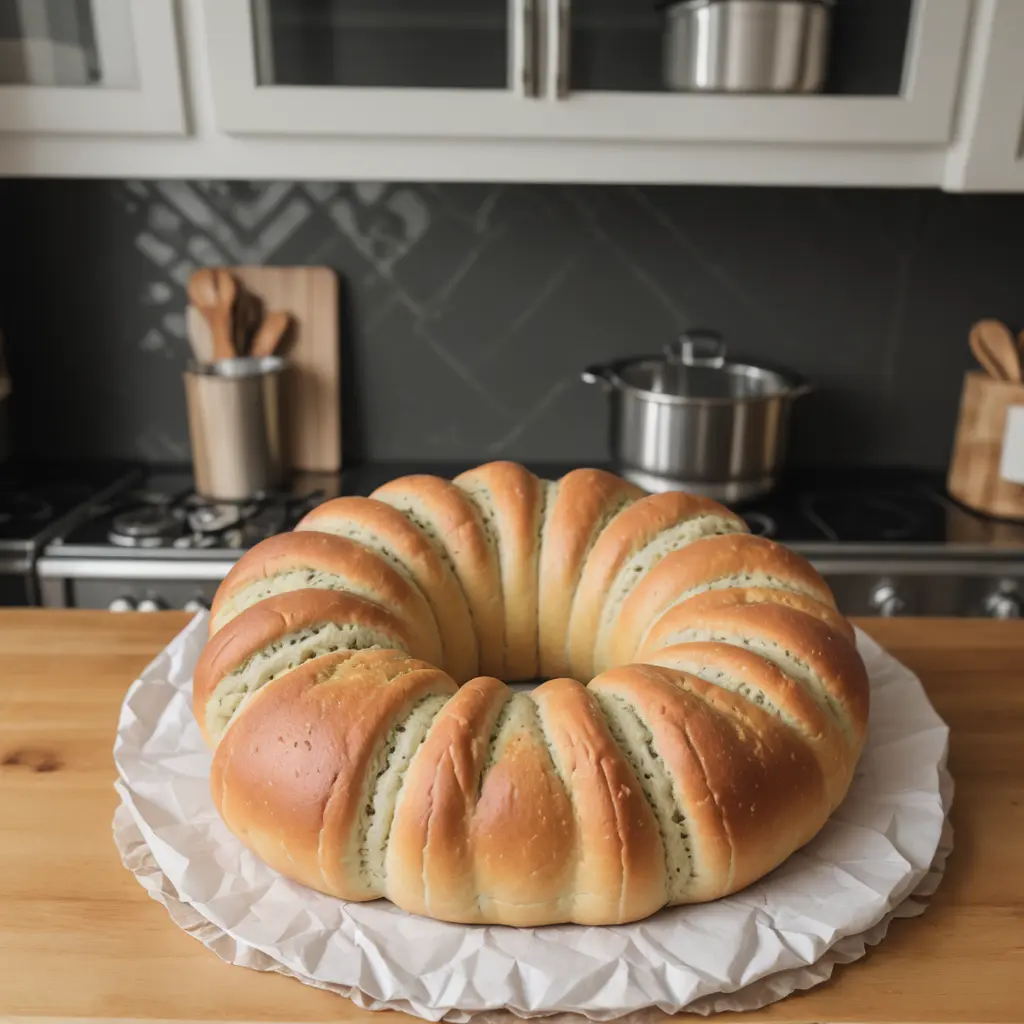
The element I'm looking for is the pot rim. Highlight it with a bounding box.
[582,356,812,406]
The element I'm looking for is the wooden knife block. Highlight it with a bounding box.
[948,370,1024,520]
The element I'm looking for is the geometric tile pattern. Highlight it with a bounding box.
[2,178,1024,469]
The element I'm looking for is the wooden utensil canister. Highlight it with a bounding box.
[948,371,1024,519]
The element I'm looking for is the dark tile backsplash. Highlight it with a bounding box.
[2,179,1024,470]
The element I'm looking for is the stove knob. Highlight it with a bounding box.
[223,528,244,549]
[868,579,906,617]
[183,598,209,614]
[108,596,136,613]
[983,585,1022,620]
[137,597,165,613]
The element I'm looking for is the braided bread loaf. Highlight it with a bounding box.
[194,462,868,927]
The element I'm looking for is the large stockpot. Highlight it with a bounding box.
[663,0,832,94]
[582,332,809,502]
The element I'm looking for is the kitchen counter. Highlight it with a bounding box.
[1,610,1021,1024]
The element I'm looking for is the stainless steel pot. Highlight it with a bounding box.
[663,0,832,93]
[582,331,810,502]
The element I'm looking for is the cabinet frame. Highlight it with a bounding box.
[0,0,186,136]
[204,0,971,147]
[945,0,1024,190]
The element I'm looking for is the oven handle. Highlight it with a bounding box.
[35,557,235,580]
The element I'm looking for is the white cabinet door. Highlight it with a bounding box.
[535,0,971,145]
[203,0,544,137]
[0,0,185,135]
[944,0,1024,191]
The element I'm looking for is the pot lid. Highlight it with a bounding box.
[583,330,809,404]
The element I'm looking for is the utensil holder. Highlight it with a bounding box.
[184,356,287,502]
[947,370,1024,520]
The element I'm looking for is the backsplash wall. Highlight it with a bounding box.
[2,179,1024,469]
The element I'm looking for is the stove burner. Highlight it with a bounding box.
[0,494,54,527]
[741,511,776,538]
[109,505,181,548]
[187,504,250,535]
[801,492,933,544]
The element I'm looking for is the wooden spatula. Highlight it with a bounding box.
[188,268,238,362]
[970,319,1021,383]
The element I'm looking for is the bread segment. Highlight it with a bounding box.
[609,533,843,669]
[196,462,869,927]
[454,462,545,681]
[208,531,443,670]
[373,474,505,678]
[296,495,478,682]
[537,468,642,678]
[569,491,747,680]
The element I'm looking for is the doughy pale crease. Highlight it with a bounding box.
[359,692,450,889]
[592,690,692,903]
[212,568,377,633]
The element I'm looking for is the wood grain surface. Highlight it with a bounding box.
[0,611,1021,1024]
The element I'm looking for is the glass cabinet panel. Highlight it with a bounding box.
[251,0,511,90]
[569,0,914,95]
[0,0,137,88]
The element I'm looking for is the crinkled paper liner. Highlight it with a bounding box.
[113,613,954,1022]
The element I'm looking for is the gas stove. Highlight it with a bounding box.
[0,461,139,604]
[37,470,342,612]
[29,461,1024,618]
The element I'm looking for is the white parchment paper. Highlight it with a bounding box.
[113,613,953,1021]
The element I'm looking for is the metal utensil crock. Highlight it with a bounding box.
[663,0,832,93]
[183,355,287,502]
[582,331,810,502]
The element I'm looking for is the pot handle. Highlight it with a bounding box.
[581,364,614,390]
[666,329,726,367]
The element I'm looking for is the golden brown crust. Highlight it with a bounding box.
[454,461,544,680]
[372,474,505,678]
[537,468,643,679]
[531,676,667,924]
[606,533,842,668]
[568,491,747,681]
[210,650,456,899]
[590,663,828,901]
[642,641,853,810]
[295,495,478,682]
[207,530,442,668]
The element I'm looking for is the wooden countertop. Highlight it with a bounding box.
[1,610,1022,1024]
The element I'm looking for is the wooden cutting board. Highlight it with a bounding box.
[194,266,342,473]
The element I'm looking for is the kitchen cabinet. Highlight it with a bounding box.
[0,0,185,135]
[0,0,1023,191]
[204,0,969,146]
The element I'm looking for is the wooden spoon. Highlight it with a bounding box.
[232,282,264,356]
[187,268,237,362]
[250,310,293,359]
[970,319,1021,383]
